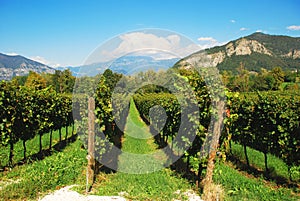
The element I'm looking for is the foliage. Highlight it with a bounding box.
[0,80,74,165]
[133,69,214,178]
[223,66,287,92]
[25,71,47,90]
[226,91,300,177]
[50,69,75,93]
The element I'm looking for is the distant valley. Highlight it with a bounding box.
[0,53,179,80]
[57,56,180,77]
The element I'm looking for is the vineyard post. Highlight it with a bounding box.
[86,97,95,193]
[201,100,225,200]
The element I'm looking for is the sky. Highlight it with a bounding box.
[0,0,300,67]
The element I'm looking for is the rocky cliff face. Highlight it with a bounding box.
[284,49,300,59]
[226,38,272,57]
[207,38,273,66]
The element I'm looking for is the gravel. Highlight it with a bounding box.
[173,190,204,201]
[38,185,126,201]
[39,185,203,201]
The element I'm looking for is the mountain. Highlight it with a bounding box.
[0,53,55,80]
[174,32,300,73]
[109,56,179,75]
[59,56,179,76]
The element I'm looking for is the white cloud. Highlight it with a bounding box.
[30,56,61,67]
[129,49,178,60]
[197,37,217,43]
[240,27,249,31]
[230,19,236,23]
[5,52,19,56]
[255,29,268,34]
[197,36,225,49]
[287,25,300,31]
[30,56,48,64]
[95,32,201,63]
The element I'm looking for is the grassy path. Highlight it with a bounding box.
[92,99,195,200]
[120,98,155,154]
[117,99,167,174]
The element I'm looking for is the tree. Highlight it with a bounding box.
[284,70,297,82]
[264,74,276,90]
[25,71,46,90]
[271,67,285,90]
[233,62,250,92]
[221,70,232,88]
[58,69,75,93]
[102,69,122,91]
[51,69,75,93]
[12,75,28,86]
[251,73,268,91]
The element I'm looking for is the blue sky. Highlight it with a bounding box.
[1,0,300,67]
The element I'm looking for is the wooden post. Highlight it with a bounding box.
[201,100,225,201]
[86,97,95,193]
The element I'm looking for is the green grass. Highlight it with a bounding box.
[89,99,196,200]
[214,162,299,201]
[231,142,300,181]
[93,170,194,201]
[213,142,300,200]
[118,99,166,174]
[0,139,87,200]
[121,99,154,154]
[0,126,74,168]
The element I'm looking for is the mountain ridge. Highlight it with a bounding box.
[2,32,300,80]
[56,56,179,76]
[175,32,300,72]
[0,53,55,80]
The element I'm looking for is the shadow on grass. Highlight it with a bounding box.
[170,156,199,182]
[0,134,78,172]
[93,125,124,175]
[227,154,300,190]
[143,118,202,186]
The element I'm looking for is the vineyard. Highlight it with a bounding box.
[227,91,300,178]
[0,69,299,200]
[88,69,299,198]
[132,70,300,182]
[0,81,74,167]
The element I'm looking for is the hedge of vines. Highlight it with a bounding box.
[72,70,130,167]
[226,91,300,177]
[133,71,300,180]
[0,81,73,166]
[133,70,213,178]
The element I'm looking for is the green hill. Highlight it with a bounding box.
[175,32,300,73]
